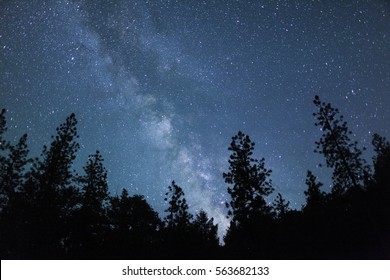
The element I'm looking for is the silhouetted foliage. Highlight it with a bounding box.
[372,133,390,187]
[303,170,326,211]
[162,181,195,258]
[0,134,31,211]
[272,193,290,219]
[223,131,273,225]
[0,113,81,258]
[193,210,219,245]
[164,180,192,228]
[0,97,389,259]
[66,151,110,258]
[313,95,371,193]
[107,189,161,259]
[0,109,8,150]
[191,209,219,258]
[223,131,276,258]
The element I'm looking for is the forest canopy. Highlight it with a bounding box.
[0,96,389,259]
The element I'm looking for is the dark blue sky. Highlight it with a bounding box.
[1,0,389,233]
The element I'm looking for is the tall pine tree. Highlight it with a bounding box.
[164,181,192,228]
[17,113,80,258]
[313,95,370,193]
[304,170,326,211]
[67,150,109,258]
[223,131,273,225]
[223,131,275,258]
[372,133,390,187]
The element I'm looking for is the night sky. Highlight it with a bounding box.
[1,0,389,233]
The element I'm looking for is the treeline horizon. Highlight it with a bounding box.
[1,95,389,259]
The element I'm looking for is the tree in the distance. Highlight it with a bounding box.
[0,134,31,211]
[0,109,8,152]
[313,95,370,193]
[79,151,109,213]
[372,133,390,187]
[190,209,220,258]
[5,113,81,258]
[162,181,194,258]
[224,131,273,225]
[223,131,275,258]
[164,181,192,228]
[193,210,219,245]
[272,193,290,220]
[108,189,161,259]
[67,150,110,258]
[303,170,326,211]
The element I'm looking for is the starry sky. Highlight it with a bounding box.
[1,0,389,233]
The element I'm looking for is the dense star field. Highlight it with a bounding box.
[1,0,389,234]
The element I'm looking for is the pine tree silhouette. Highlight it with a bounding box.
[272,193,290,219]
[164,181,192,228]
[16,113,80,258]
[304,170,326,211]
[0,134,31,210]
[223,131,275,258]
[313,95,371,193]
[372,133,390,187]
[108,189,161,259]
[67,150,109,258]
[162,181,194,258]
[224,131,273,225]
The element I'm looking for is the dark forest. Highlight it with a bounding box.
[1,96,389,259]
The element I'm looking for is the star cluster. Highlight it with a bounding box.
[1,0,389,233]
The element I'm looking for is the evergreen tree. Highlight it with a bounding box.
[15,113,80,258]
[0,109,8,151]
[372,133,390,186]
[304,170,326,210]
[79,150,109,213]
[223,131,273,225]
[0,110,32,257]
[313,95,370,193]
[110,190,161,236]
[272,193,290,219]
[35,113,79,188]
[193,209,219,245]
[162,181,193,258]
[164,181,192,228]
[0,109,10,210]
[108,189,161,258]
[67,150,109,258]
[0,134,31,211]
[190,209,220,258]
[223,131,275,258]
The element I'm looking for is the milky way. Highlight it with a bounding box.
[1,0,389,234]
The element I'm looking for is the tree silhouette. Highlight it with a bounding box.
[108,189,161,259]
[66,150,109,258]
[13,113,80,258]
[164,180,192,228]
[79,151,109,212]
[0,109,8,151]
[0,110,33,258]
[162,181,194,258]
[1,96,390,260]
[193,210,219,243]
[272,193,290,219]
[303,170,326,211]
[0,109,11,210]
[313,95,370,193]
[223,131,275,258]
[0,133,31,211]
[223,131,273,225]
[372,133,390,187]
